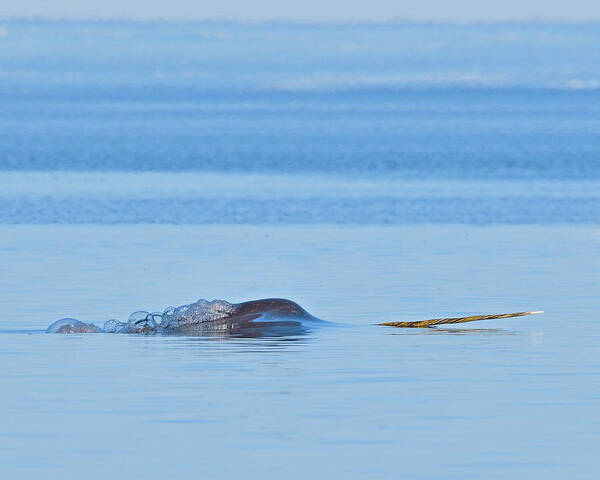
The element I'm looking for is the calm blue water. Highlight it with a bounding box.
[1,20,599,479]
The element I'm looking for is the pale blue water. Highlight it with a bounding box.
[1,20,599,479]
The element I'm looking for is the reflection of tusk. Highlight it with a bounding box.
[379,310,544,328]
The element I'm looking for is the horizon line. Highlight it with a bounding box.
[2,15,600,26]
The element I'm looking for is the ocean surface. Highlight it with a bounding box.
[1,20,599,478]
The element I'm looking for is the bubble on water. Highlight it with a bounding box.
[160,299,237,330]
[46,318,103,334]
[128,311,150,323]
[121,310,157,334]
[47,298,238,334]
[160,306,176,328]
[103,318,126,333]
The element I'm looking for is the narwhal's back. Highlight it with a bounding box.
[47,298,325,337]
[173,298,324,337]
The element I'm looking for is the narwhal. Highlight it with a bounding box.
[46,298,543,337]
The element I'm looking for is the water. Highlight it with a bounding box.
[1,20,600,479]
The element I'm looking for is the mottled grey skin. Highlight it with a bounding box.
[46,299,327,337]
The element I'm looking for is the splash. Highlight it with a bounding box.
[46,299,238,334]
[160,299,237,329]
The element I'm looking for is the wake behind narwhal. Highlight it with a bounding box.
[46,297,543,337]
